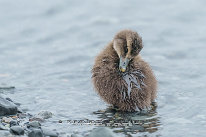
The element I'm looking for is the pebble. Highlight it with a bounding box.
[9,120,19,127]
[0,123,7,130]
[38,111,53,119]
[29,121,41,128]
[4,124,10,129]
[10,126,24,135]
[5,97,13,102]
[0,86,15,89]
[71,134,83,137]
[88,127,117,137]
[28,129,43,137]
[42,127,58,137]
[29,117,45,122]
[11,115,18,119]
[18,113,28,119]
[0,130,11,136]
[2,117,13,123]
[0,96,18,116]
[5,97,21,106]
[30,111,53,122]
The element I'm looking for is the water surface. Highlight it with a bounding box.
[0,0,206,136]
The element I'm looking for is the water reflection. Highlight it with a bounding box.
[93,103,161,136]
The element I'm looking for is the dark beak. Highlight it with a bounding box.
[119,56,130,72]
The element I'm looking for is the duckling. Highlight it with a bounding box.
[92,30,157,112]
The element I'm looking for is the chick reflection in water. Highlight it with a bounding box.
[93,105,160,135]
[92,30,157,112]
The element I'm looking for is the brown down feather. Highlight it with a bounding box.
[92,30,157,112]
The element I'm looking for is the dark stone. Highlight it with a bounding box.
[0,96,18,116]
[88,127,117,137]
[71,134,83,137]
[10,126,24,135]
[9,120,18,127]
[42,128,58,137]
[0,86,15,89]
[5,97,13,102]
[14,102,21,106]
[5,97,21,106]
[17,107,23,113]
[28,129,43,137]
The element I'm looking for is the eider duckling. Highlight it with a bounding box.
[92,30,157,112]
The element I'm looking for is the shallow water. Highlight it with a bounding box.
[0,0,206,136]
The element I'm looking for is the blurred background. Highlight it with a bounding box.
[0,0,206,136]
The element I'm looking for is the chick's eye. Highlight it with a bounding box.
[132,44,137,51]
[124,46,128,53]
[133,39,142,51]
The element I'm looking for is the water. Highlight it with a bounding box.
[0,0,206,136]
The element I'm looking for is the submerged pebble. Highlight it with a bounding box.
[42,127,58,137]
[28,121,41,128]
[0,86,15,89]
[18,113,32,119]
[0,130,10,137]
[0,112,60,137]
[10,126,24,135]
[71,134,83,137]
[31,111,53,122]
[5,97,21,106]
[38,111,52,119]
[88,127,117,137]
[28,129,43,137]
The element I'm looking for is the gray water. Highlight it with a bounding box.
[0,0,206,136]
